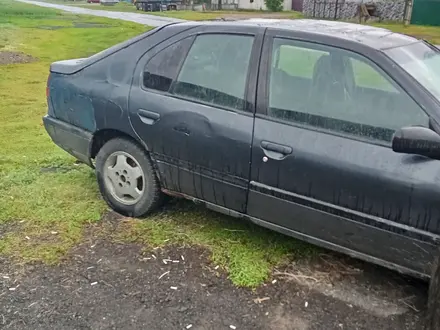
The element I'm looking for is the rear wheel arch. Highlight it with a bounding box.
[89,129,168,203]
[90,129,151,160]
[95,137,164,216]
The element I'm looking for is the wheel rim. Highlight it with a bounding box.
[103,151,145,206]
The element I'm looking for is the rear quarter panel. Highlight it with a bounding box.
[48,24,197,141]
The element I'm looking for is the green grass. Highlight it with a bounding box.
[376,23,440,45]
[0,0,145,262]
[117,201,314,287]
[0,0,314,287]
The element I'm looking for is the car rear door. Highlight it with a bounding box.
[128,25,263,213]
[248,29,440,277]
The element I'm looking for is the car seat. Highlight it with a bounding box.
[308,54,355,119]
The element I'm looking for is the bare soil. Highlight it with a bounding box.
[0,216,429,330]
[0,51,36,65]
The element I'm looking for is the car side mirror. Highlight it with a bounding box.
[392,126,440,159]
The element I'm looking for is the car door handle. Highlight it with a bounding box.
[138,109,160,125]
[261,141,292,156]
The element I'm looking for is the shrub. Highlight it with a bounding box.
[264,0,283,12]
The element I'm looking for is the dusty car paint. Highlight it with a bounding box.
[44,19,440,280]
[46,23,196,159]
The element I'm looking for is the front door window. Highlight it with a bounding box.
[268,38,429,143]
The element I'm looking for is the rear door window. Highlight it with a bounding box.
[171,34,255,111]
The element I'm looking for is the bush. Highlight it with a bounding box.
[264,0,283,11]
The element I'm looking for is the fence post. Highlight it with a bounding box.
[334,0,339,19]
[403,0,413,25]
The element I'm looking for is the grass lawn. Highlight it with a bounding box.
[0,0,314,287]
[0,0,145,263]
[376,23,440,45]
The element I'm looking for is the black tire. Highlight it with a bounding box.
[426,251,440,330]
[95,137,163,217]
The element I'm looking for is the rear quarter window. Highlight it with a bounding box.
[143,37,193,92]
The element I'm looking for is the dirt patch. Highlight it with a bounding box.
[0,52,36,65]
[40,165,79,173]
[0,221,23,240]
[37,22,110,30]
[73,22,111,28]
[37,25,67,30]
[275,252,427,318]
[0,234,427,330]
[0,211,429,329]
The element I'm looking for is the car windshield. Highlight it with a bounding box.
[385,41,440,102]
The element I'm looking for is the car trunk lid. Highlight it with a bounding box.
[50,58,88,75]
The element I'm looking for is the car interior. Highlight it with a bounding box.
[172,35,253,111]
[269,44,430,141]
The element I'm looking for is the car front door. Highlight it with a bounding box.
[248,31,440,277]
[128,26,263,213]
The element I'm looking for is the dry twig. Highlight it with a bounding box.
[158,271,170,280]
[273,271,319,283]
[401,300,420,312]
[253,297,270,304]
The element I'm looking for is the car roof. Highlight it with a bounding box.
[176,19,420,50]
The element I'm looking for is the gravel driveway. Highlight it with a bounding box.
[15,0,186,26]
